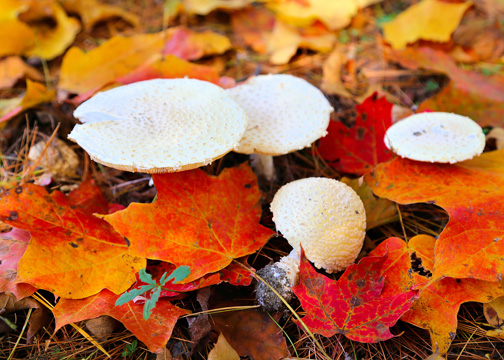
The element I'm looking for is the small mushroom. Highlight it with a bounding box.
[384,112,485,164]
[68,78,248,173]
[256,177,366,312]
[226,74,333,180]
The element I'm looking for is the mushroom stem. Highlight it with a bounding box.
[250,154,276,181]
[256,249,300,312]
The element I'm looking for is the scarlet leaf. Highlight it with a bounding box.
[370,236,504,354]
[53,289,190,354]
[317,93,393,175]
[0,184,146,298]
[0,228,36,299]
[292,252,417,342]
[103,165,274,283]
[365,149,504,282]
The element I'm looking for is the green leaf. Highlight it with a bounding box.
[166,265,191,284]
[138,268,156,285]
[143,287,162,320]
[115,285,155,306]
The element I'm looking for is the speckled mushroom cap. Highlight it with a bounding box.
[270,177,366,273]
[226,74,333,155]
[384,112,485,164]
[68,78,248,173]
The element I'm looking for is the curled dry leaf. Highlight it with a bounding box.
[0,293,51,344]
[28,138,80,180]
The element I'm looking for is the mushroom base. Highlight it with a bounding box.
[256,264,294,313]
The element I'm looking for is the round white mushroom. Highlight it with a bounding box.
[68,78,248,173]
[226,74,333,180]
[256,177,366,312]
[384,112,485,164]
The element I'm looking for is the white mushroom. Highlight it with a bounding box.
[68,78,248,173]
[384,112,485,164]
[256,177,366,312]
[226,74,333,180]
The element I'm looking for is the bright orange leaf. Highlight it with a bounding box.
[0,183,146,299]
[53,289,190,353]
[103,165,274,283]
[370,236,504,354]
[387,46,504,127]
[0,0,36,56]
[0,56,43,90]
[365,149,504,283]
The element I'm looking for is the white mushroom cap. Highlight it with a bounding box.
[68,78,248,173]
[384,112,485,164]
[271,177,366,273]
[226,74,333,155]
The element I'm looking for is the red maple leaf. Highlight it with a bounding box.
[292,252,417,342]
[317,92,393,175]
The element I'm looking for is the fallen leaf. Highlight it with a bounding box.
[0,0,36,56]
[341,178,398,229]
[365,149,504,283]
[292,251,417,342]
[321,47,352,97]
[0,80,55,123]
[382,0,472,49]
[0,228,36,299]
[211,307,289,360]
[387,46,504,127]
[370,236,504,354]
[103,165,274,283]
[182,0,253,15]
[84,315,121,341]
[231,7,275,54]
[60,0,139,30]
[266,0,358,30]
[0,293,51,343]
[484,296,504,328]
[487,128,504,149]
[163,27,231,60]
[21,0,81,60]
[115,54,223,87]
[53,289,190,353]
[28,138,80,180]
[208,333,240,360]
[0,183,146,299]
[0,56,43,89]
[317,92,394,175]
[58,32,164,95]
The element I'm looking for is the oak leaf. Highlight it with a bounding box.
[370,236,504,354]
[383,0,472,49]
[0,183,146,298]
[292,252,417,342]
[365,149,504,283]
[53,289,190,353]
[104,165,274,283]
[317,92,393,175]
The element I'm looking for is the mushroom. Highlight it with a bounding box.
[384,112,485,164]
[256,177,366,312]
[226,74,333,180]
[68,78,248,173]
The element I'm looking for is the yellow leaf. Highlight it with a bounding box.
[266,21,301,64]
[58,32,165,95]
[60,0,139,30]
[383,0,472,49]
[0,80,55,122]
[183,0,253,15]
[208,334,240,360]
[0,0,36,56]
[266,0,358,30]
[22,1,81,60]
[321,47,352,97]
[0,56,43,89]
